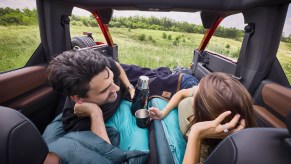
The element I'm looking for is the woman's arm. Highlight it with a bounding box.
[183,130,201,164]
[115,62,135,99]
[150,87,196,119]
[183,111,245,163]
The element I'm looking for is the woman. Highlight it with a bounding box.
[149,72,257,163]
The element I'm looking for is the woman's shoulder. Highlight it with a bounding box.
[185,86,197,97]
[178,97,194,115]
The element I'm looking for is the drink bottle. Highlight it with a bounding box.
[131,76,149,115]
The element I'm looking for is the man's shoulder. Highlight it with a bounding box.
[107,58,120,77]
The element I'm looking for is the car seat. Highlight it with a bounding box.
[0,106,60,164]
[204,113,291,164]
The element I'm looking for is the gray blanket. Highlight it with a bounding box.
[43,114,148,164]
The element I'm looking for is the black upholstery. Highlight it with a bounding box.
[205,127,291,164]
[0,106,48,164]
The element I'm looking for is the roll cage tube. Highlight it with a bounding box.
[197,17,223,52]
[92,11,114,46]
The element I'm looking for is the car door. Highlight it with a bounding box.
[0,45,63,133]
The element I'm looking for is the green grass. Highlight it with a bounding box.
[110,28,203,68]
[1,25,291,83]
[277,42,291,81]
[0,26,40,71]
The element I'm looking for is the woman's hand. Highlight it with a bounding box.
[183,111,246,164]
[149,107,164,120]
[74,102,102,118]
[189,111,246,140]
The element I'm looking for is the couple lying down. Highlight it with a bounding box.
[44,48,256,164]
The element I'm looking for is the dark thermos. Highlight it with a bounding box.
[131,76,150,115]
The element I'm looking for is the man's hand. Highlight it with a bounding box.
[128,88,135,99]
[189,111,246,140]
[75,102,111,144]
[74,102,102,118]
[149,107,164,120]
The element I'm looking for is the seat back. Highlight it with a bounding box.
[204,114,291,164]
[0,106,49,164]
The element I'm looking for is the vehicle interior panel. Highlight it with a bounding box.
[200,51,236,74]
[0,66,47,104]
[191,50,236,80]
[254,105,286,128]
[0,0,291,163]
[7,87,53,110]
[62,0,291,12]
[0,65,61,133]
[24,94,60,132]
[253,80,291,126]
[262,83,291,117]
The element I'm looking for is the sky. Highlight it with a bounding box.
[1,0,290,36]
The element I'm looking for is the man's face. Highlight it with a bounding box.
[83,67,120,105]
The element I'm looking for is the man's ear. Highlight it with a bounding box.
[70,95,84,104]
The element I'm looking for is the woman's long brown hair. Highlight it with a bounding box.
[186,72,257,154]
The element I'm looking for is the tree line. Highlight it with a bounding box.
[1,7,291,43]
[109,16,244,40]
[0,7,37,25]
[71,15,245,40]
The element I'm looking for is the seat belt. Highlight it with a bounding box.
[233,24,255,81]
[61,16,72,50]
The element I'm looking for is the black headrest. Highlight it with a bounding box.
[204,128,291,164]
[0,106,48,164]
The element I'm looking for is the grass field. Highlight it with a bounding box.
[0,25,290,83]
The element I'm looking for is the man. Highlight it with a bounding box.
[47,48,135,144]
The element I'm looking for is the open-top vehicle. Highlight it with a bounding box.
[0,0,291,163]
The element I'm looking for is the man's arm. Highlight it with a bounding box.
[115,62,135,99]
[74,102,111,144]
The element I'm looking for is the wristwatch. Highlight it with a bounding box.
[127,84,134,90]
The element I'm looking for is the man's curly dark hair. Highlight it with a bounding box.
[47,49,110,98]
